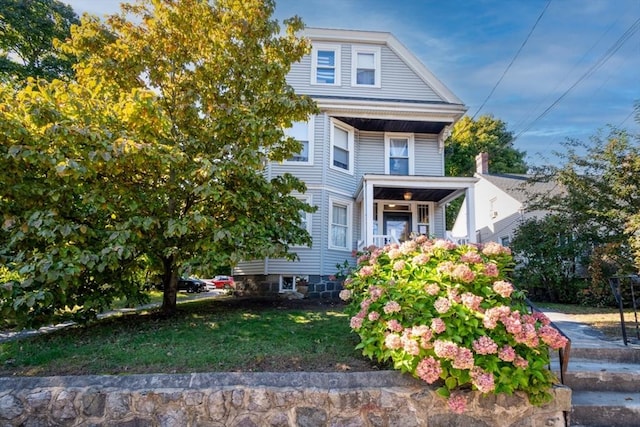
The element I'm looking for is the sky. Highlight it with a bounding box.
[63,0,640,166]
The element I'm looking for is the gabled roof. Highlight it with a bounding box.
[301,27,464,106]
[477,173,564,204]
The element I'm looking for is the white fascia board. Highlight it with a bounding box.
[302,27,465,105]
[315,98,466,123]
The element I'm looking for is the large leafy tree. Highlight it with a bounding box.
[445,115,528,177]
[0,0,79,81]
[523,109,640,303]
[444,115,528,229]
[0,0,317,327]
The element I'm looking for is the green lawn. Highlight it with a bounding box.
[1,297,632,377]
[0,297,379,376]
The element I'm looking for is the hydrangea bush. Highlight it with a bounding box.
[340,236,568,413]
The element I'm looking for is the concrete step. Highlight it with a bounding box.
[554,358,640,393]
[570,391,640,426]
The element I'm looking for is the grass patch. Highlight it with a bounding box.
[0,297,381,377]
[533,301,638,340]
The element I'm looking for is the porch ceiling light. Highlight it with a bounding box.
[403,191,413,201]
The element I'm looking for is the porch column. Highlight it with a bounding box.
[364,181,374,247]
[465,186,477,243]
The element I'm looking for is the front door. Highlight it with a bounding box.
[383,212,412,243]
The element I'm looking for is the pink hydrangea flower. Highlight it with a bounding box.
[434,340,459,360]
[452,347,475,370]
[453,264,476,283]
[387,319,404,332]
[369,286,384,300]
[416,356,442,384]
[393,260,406,271]
[514,355,529,369]
[368,311,380,321]
[461,292,483,311]
[460,251,483,264]
[350,316,363,330]
[492,280,514,298]
[424,283,440,295]
[436,261,455,275]
[431,318,446,334]
[383,300,401,314]
[384,333,402,350]
[412,253,430,265]
[483,263,499,277]
[434,297,451,314]
[538,325,569,349]
[498,345,516,362]
[471,367,495,393]
[400,240,417,254]
[339,289,352,301]
[387,248,402,259]
[472,336,498,355]
[358,266,374,277]
[447,392,467,414]
[401,332,421,356]
[434,239,457,250]
[482,241,511,256]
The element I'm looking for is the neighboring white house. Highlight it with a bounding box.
[234,28,478,297]
[451,153,562,246]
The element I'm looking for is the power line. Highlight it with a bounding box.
[471,0,552,119]
[514,17,640,140]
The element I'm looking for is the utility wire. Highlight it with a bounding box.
[471,0,552,119]
[514,17,640,140]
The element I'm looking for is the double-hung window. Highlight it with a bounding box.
[352,46,381,87]
[384,133,414,175]
[311,44,341,85]
[330,198,352,250]
[330,119,354,174]
[284,117,314,164]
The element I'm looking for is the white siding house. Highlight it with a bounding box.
[451,153,562,246]
[235,28,477,297]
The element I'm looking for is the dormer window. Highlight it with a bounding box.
[311,44,341,85]
[352,46,381,87]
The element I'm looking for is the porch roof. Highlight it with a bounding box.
[335,116,449,134]
[355,174,478,205]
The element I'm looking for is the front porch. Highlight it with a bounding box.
[355,174,478,248]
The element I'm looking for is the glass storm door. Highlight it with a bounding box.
[383,212,412,243]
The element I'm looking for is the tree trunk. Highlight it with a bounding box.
[161,255,178,315]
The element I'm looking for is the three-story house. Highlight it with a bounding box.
[234,28,478,297]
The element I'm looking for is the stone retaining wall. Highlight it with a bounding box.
[0,371,571,426]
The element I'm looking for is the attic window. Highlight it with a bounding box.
[352,46,381,87]
[312,44,341,85]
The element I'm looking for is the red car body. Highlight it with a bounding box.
[207,275,235,289]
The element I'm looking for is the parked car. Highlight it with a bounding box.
[155,277,207,293]
[204,275,235,290]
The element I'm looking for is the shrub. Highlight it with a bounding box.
[340,236,567,413]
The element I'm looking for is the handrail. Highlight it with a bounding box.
[608,275,640,345]
[526,298,572,385]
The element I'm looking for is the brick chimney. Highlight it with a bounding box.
[475,152,489,174]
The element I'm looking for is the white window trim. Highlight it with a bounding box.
[330,118,355,175]
[311,43,341,86]
[351,45,381,88]
[384,132,414,175]
[292,194,313,248]
[329,197,353,251]
[284,116,314,165]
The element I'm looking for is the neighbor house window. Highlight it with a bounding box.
[384,133,414,175]
[330,198,352,250]
[330,119,354,174]
[351,46,381,87]
[311,44,341,85]
[284,117,314,164]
